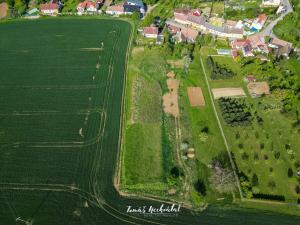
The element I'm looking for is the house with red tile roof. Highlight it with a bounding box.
[40,2,59,15]
[248,34,269,54]
[250,14,268,31]
[77,0,102,14]
[143,26,158,38]
[231,39,254,57]
[106,4,124,15]
[180,27,198,43]
[174,8,190,24]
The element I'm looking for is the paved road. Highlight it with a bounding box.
[258,0,293,37]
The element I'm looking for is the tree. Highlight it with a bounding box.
[288,168,293,178]
[194,179,206,196]
[252,174,259,186]
[295,185,300,194]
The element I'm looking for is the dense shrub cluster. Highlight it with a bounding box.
[207,56,236,80]
[218,98,253,126]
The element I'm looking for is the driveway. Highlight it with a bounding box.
[258,0,293,37]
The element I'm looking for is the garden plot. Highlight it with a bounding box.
[212,87,246,99]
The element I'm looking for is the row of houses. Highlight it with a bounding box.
[38,0,145,17]
[230,35,293,59]
[167,8,244,39]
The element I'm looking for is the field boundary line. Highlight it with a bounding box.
[114,20,135,192]
[199,49,243,200]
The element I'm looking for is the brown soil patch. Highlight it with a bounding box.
[167,71,175,78]
[212,87,246,99]
[163,77,179,117]
[187,87,205,107]
[0,3,8,19]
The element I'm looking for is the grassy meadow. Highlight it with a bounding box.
[121,46,174,194]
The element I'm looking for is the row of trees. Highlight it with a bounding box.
[218,98,253,126]
[206,56,236,80]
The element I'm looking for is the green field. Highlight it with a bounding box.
[0,18,132,224]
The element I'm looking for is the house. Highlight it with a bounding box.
[106,4,124,15]
[124,4,142,15]
[40,2,59,15]
[125,0,145,14]
[174,9,190,24]
[171,8,244,39]
[143,26,158,38]
[250,14,268,31]
[231,39,250,49]
[262,0,281,7]
[225,20,238,28]
[245,74,256,83]
[242,42,254,57]
[248,34,269,53]
[247,82,270,97]
[231,39,254,57]
[269,37,293,57]
[167,24,181,34]
[77,0,101,14]
[180,27,198,43]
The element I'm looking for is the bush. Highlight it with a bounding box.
[252,174,259,187]
[170,166,182,178]
[288,168,294,178]
[194,179,206,196]
[295,185,300,194]
[274,151,281,160]
[252,193,285,201]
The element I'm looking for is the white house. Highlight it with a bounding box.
[262,0,281,7]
